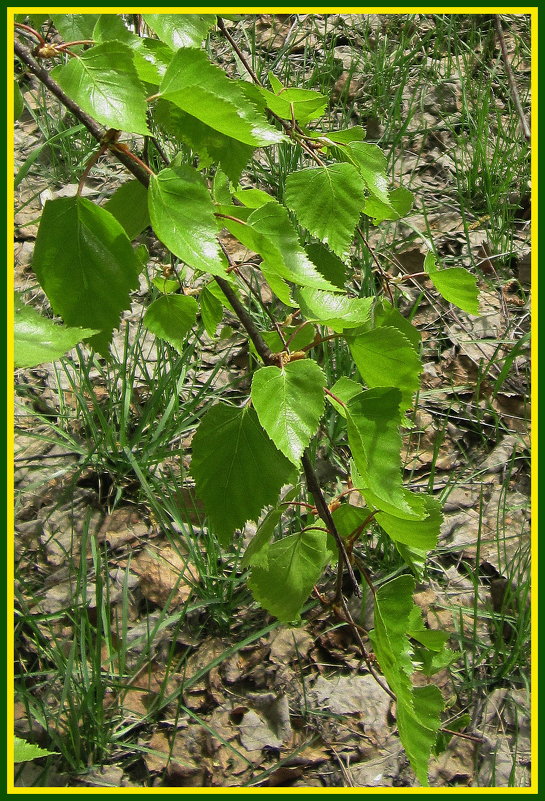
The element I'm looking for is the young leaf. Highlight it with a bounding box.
[143,294,198,353]
[349,326,421,409]
[424,252,480,315]
[32,197,140,355]
[346,390,426,520]
[284,164,366,259]
[363,186,414,224]
[158,49,285,146]
[51,42,150,136]
[143,14,216,49]
[369,575,444,786]
[233,187,277,209]
[258,86,328,124]
[248,530,330,622]
[296,288,373,332]
[339,142,391,206]
[104,180,150,240]
[190,404,295,544]
[148,166,228,277]
[251,359,326,464]
[155,100,254,184]
[14,295,98,368]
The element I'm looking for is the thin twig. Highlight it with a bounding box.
[494,15,530,141]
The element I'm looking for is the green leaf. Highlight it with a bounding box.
[339,142,391,206]
[32,197,140,355]
[191,404,295,544]
[284,164,366,259]
[346,390,426,520]
[242,487,298,569]
[267,71,284,93]
[265,325,316,353]
[14,295,98,368]
[14,736,58,763]
[104,180,150,240]
[248,530,330,621]
[304,243,347,289]
[320,126,366,144]
[92,16,171,86]
[158,48,285,147]
[296,288,373,333]
[149,166,228,277]
[326,376,363,417]
[241,203,340,292]
[152,276,179,294]
[143,294,198,352]
[14,81,24,120]
[51,42,150,136]
[373,299,421,352]
[143,14,216,49]
[52,14,100,41]
[155,100,254,184]
[199,286,223,338]
[375,495,442,549]
[424,252,480,315]
[233,187,277,209]
[258,86,328,124]
[395,543,427,580]
[349,326,421,409]
[251,359,326,464]
[363,186,414,224]
[369,576,444,786]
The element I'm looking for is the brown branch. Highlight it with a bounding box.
[14,39,152,188]
[494,15,530,142]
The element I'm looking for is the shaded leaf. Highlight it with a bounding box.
[32,197,140,355]
[242,488,298,569]
[158,48,285,146]
[52,42,150,135]
[248,530,330,621]
[104,180,150,240]
[14,294,98,368]
[373,298,421,352]
[304,243,347,289]
[155,100,253,184]
[191,404,295,544]
[148,166,228,277]
[251,359,326,464]
[284,164,366,259]
[143,294,198,352]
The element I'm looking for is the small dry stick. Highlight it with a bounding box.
[494,15,530,141]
